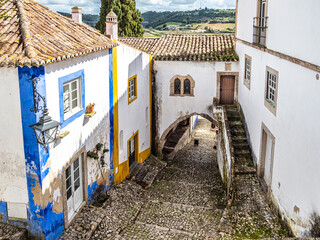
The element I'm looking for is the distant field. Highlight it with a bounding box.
[197,23,235,30]
[143,22,235,38]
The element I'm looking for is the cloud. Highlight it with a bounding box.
[37,0,235,14]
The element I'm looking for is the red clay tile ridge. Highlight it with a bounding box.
[0,0,118,68]
[119,34,239,62]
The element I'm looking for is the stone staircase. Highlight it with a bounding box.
[127,155,166,189]
[162,125,189,158]
[225,106,256,175]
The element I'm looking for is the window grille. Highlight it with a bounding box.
[184,79,191,94]
[266,71,276,106]
[174,78,181,94]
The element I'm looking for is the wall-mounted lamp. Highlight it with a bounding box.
[28,76,61,152]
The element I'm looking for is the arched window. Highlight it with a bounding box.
[184,79,191,94]
[174,78,181,94]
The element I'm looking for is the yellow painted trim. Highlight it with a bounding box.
[128,75,138,105]
[114,160,129,185]
[112,40,120,184]
[139,148,151,163]
[149,56,153,153]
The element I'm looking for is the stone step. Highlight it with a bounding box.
[231,136,248,144]
[233,142,249,150]
[235,157,255,168]
[230,128,246,137]
[234,149,251,156]
[235,165,256,175]
[227,115,241,121]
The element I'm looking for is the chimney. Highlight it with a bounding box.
[72,6,82,24]
[106,9,118,40]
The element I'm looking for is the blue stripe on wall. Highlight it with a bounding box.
[109,48,115,184]
[18,66,64,240]
[0,201,8,223]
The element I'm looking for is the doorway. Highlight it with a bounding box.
[65,156,84,221]
[220,75,235,105]
[259,124,275,190]
[128,132,139,167]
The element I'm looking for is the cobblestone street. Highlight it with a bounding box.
[59,118,288,240]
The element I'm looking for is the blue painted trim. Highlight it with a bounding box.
[19,66,64,240]
[191,115,199,134]
[0,201,8,223]
[58,70,85,128]
[109,48,114,183]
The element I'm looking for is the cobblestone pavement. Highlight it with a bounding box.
[60,117,288,240]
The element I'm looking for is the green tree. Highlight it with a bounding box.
[96,0,144,37]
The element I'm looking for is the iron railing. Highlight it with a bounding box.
[253,17,268,46]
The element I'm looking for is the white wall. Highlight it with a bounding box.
[154,61,239,141]
[117,44,151,164]
[45,50,111,191]
[237,41,320,236]
[236,0,320,66]
[0,68,28,211]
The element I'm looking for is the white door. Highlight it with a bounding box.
[66,157,83,221]
[264,134,273,185]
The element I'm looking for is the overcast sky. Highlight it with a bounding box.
[37,0,235,15]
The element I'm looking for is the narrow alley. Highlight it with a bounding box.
[59,118,288,240]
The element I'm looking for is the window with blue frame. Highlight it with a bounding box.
[59,70,85,128]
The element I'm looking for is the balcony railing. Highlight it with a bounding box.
[253,17,268,46]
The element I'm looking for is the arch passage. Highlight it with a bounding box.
[157,112,217,156]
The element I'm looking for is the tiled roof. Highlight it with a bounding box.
[0,0,118,67]
[119,34,238,62]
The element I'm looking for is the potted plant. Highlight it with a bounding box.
[86,103,95,113]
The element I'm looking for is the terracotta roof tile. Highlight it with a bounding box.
[119,34,238,62]
[0,0,118,67]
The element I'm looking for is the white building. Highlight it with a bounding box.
[235,0,320,236]
[0,1,151,239]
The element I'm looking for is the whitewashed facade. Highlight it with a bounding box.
[236,0,320,236]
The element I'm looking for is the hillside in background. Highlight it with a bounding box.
[142,9,235,28]
[58,8,236,37]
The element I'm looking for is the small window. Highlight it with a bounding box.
[63,77,82,120]
[174,79,181,94]
[244,55,252,88]
[128,75,137,104]
[266,71,276,105]
[264,67,278,116]
[184,79,191,94]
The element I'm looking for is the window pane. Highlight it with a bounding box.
[66,166,71,179]
[74,168,79,180]
[66,177,72,190]
[67,188,72,200]
[72,99,78,109]
[72,90,78,100]
[63,84,69,94]
[174,79,181,94]
[184,79,191,94]
[74,178,80,191]
[71,81,77,90]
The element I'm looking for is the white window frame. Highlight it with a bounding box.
[244,55,252,89]
[63,77,82,120]
[264,66,278,116]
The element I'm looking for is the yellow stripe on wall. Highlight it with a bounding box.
[113,40,120,184]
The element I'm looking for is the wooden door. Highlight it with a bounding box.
[220,75,235,104]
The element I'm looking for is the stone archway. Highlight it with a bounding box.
[157,112,217,156]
